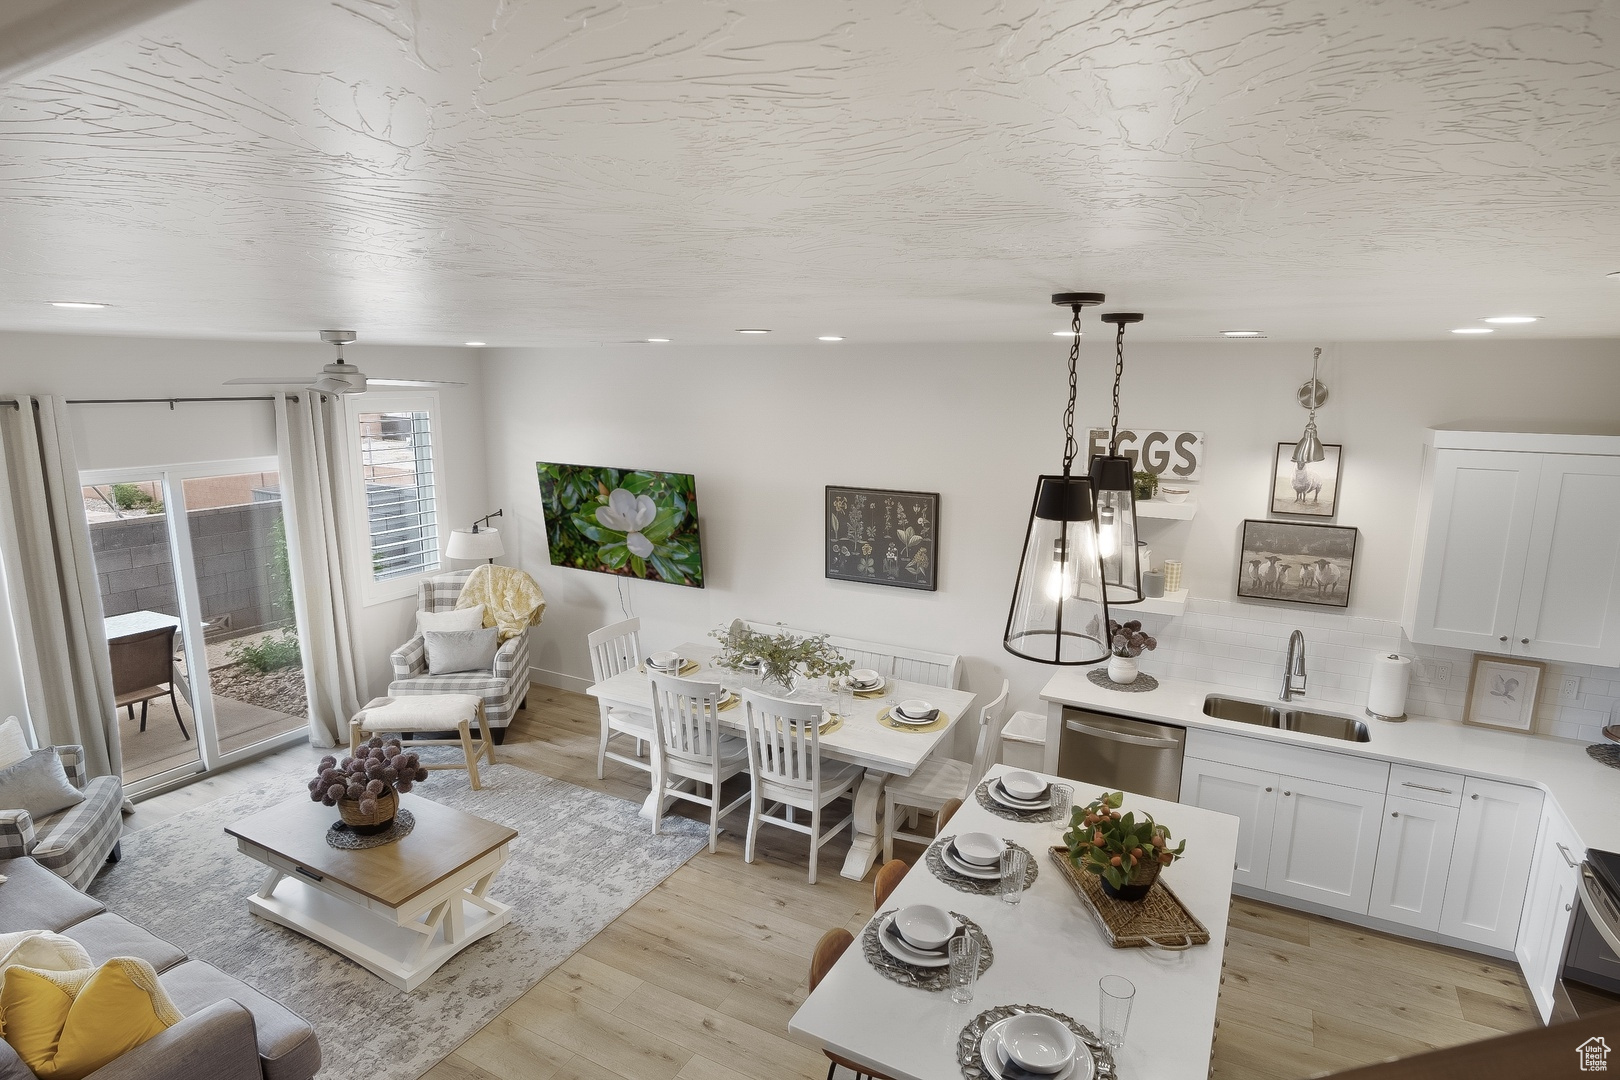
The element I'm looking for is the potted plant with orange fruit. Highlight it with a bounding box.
[1064,790,1187,901]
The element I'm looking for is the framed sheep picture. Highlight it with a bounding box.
[1270,442,1342,517]
[1236,519,1357,608]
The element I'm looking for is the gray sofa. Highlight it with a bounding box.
[0,857,320,1080]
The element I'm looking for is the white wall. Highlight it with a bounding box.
[481,338,1620,735]
[0,331,489,707]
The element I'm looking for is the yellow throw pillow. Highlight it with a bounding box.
[2,958,181,1079]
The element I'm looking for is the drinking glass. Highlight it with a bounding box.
[1049,783,1073,825]
[948,934,981,1004]
[1098,975,1135,1049]
[999,847,1029,904]
[835,676,854,720]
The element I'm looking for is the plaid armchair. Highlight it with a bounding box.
[0,745,124,891]
[387,569,530,740]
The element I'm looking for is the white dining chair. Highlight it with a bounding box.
[881,679,1010,862]
[588,618,654,779]
[740,689,864,885]
[648,672,752,852]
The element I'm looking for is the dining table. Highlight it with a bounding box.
[789,763,1239,1080]
[585,640,979,881]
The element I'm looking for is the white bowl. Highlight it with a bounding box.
[1001,1014,1077,1074]
[953,831,1006,866]
[850,668,881,687]
[1001,770,1049,800]
[893,904,955,951]
[649,651,681,671]
[1159,488,1190,504]
[895,698,933,719]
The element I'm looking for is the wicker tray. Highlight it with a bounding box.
[1047,846,1210,950]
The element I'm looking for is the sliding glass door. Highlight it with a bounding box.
[83,457,309,793]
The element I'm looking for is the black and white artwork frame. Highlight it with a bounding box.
[825,486,938,591]
[1236,519,1357,608]
[1270,442,1342,517]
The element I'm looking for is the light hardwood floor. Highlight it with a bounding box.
[125,684,1540,1080]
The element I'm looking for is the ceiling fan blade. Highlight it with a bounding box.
[223,377,308,385]
[367,378,468,388]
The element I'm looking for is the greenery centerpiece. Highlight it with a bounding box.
[1064,790,1186,901]
[709,621,853,695]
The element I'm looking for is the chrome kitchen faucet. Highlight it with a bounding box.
[1281,630,1308,702]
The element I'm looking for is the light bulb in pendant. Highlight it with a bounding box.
[1097,505,1119,560]
[1045,540,1073,600]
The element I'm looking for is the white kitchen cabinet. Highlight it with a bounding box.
[1368,795,1460,932]
[1180,758,1278,890]
[1265,777,1386,913]
[1516,804,1584,1023]
[1439,776,1544,951]
[1404,433,1620,666]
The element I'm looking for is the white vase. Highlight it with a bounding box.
[1107,655,1139,684]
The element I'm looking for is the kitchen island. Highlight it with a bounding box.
[789,763,1238,1080]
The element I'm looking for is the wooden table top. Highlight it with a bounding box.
[225,794,518,909]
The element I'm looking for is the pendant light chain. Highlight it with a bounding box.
[1109,320,1125,455]
[1061,304,1082,476]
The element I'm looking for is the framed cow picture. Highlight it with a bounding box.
[1236,519,1357,608]
[1270,442,1342,517]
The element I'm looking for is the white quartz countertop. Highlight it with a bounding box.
[1040,669,1620,854]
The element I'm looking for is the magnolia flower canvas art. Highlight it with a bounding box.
[536,462,704,587]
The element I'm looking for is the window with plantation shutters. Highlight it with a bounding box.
[357,409,440,581]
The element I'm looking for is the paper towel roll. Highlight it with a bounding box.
[1367,654,1412,720]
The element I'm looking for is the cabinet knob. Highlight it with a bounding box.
[1283,790,1292,797]
[1521,638,1530,645]
[1471,793,1480,800]
[1499,635,1508,642]
[1391,812,1400,818]
[1264,786,1273,793]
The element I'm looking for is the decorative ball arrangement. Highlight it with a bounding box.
[307,738,430,816]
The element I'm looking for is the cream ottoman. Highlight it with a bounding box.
[351,694,495,790]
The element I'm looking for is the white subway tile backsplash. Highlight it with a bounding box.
[1135,598,1617,739]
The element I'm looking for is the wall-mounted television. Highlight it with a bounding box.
[535,462,704,588]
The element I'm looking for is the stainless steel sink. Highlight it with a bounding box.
[1202,695,1371,742]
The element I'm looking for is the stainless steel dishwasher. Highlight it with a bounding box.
[1056,708,1186,801]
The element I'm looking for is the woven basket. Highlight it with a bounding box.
[1099,857,1161,902]
[338,788,398,836]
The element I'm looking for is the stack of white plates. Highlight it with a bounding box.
[939,831,1005,880]
[890,699,937,725]
[848,668,885,693]
[648,652,686,673]
[988,770,1052,811]
[876,905,957,967]
[979,1014,1093,1080]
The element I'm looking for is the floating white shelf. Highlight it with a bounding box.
[1119,589,1189,617]
[1137,501,1197,520]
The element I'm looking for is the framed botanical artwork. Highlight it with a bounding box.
[1270,443,1342,517]
[1462,655,1545,733]
[1235,519,1357,608]
[826,486,938,591]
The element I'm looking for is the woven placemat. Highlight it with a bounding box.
[877,705,950,733]
[956,1003,1115,1080]
[862,909,992,992]
[326,807,416,850]
[1086,669,1160,693]
[926,836,1038,895]
[973,780,1068,823]
[1587,743,1620,771]
[1048,845,1209,949]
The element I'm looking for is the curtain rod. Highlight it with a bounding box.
[2,393,311,411]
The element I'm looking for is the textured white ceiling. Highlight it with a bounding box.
[2,0,1618,345]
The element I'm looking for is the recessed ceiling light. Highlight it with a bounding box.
[1451,327,1494,334]
[646,338,670,343]
[49,301,107,309]
[1608,271,1620,280]
[735,328,771,335]
[464,341,486,347]
[1220,330,1265,338]
[818,336,843,342]
[1481,316,1539,324]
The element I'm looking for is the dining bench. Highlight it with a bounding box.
[741,621,963,689]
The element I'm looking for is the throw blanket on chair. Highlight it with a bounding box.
[455,564,546,641]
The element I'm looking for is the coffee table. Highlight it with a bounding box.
[226,795,517,991]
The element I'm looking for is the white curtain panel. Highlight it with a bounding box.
[0,396,122,777]
[275,393,365,747]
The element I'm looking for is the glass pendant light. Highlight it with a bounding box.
[1090,312,1145,605]
[1292,347,1327,464]
[1004,294,1112,666]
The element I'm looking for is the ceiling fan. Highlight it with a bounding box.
[225,330,467,395]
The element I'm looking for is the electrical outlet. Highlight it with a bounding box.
[1560,675,1582,702]
[1430,660,1452,688]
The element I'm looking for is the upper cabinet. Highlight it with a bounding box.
[1404,431,1620,667]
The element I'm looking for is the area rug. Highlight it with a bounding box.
[89,762,708,1079]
